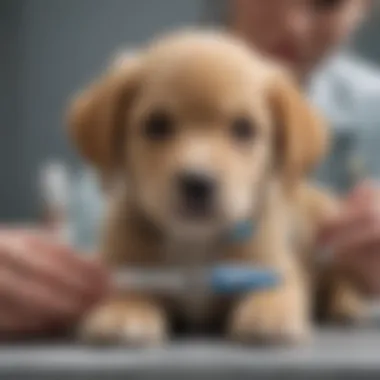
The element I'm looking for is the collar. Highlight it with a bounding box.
[228,218,298,248]
[228,219,257,243]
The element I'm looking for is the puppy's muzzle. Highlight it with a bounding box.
[176,171,217,218]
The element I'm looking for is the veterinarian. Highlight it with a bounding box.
[0,0,378,336]
[232,0,380,294]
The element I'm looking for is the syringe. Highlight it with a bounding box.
[112,265,281,295]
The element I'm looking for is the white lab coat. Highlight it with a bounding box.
[308,52,380,192]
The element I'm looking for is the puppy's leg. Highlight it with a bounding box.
[228,271,310,344]
[78,197,169,346]
[79,295,167,346]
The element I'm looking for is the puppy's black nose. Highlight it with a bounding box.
[177,172,216,214]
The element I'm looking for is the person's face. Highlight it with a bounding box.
[232,0,368,78]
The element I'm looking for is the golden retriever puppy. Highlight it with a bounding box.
[68,31,363,345]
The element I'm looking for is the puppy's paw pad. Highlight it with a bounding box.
[79,305,122,344]
[327,292,365,326]
[228,291,310,345]
[79,301,167,346]
[121,312,167,346]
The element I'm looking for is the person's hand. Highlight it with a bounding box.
[0,228,108,337]
[319,181,380,295]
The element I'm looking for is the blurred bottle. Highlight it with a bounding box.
[39,160,73,243]
[69,167,104,254]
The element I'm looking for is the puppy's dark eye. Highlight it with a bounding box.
[231,117,257,142]
[144,111,174,141]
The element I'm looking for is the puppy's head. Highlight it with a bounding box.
[69,31,327,238]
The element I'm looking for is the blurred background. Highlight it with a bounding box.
[1,2,380,378]
[1,0,380,223]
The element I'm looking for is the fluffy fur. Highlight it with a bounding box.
[69,31,364,345]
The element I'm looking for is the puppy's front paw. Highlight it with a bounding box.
[326,285,365,325]
[228,288,310,345]
[79,298,167,346]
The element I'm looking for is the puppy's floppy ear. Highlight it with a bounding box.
[68,54,143,173]
[269,73,328,183]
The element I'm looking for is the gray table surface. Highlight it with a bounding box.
[1,328,380,379]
